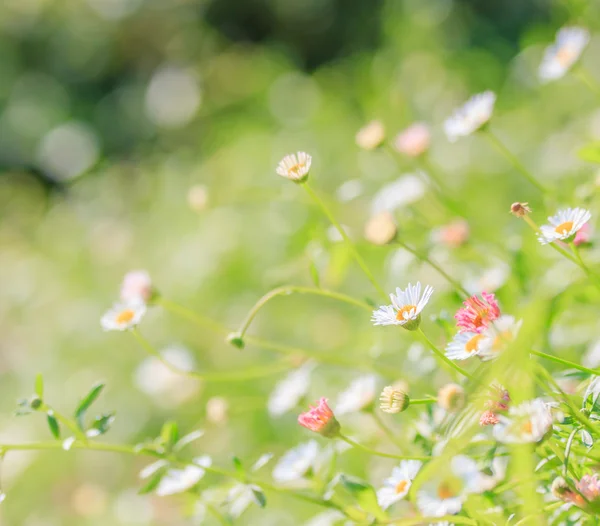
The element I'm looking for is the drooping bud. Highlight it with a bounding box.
[510,202,532,218]
[379,386,410,414]
[298,398,341,438]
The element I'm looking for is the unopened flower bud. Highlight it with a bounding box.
[355,120,385,150]
[276,152,312,183]
[226,333,245,349]
[364,212,397,245]
[394,122,430,157]
[379,386,410,414]
[510,202,532,218]
[479,410,500,426]
[551,476,572,499]
[30,397,42,410]
[298,398,341,438]
[437,383,465,413]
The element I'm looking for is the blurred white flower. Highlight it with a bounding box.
[371,282,434,330]
[276,151,312,182]
[494,398,553,443]
[444,91,496,142]
[268,362,315,417]
[478,315,522,361]
[336,179,363,202]
[370,174,426,214]
[100,301,145,331]
[155,456,212,496]
[364,211,397,246]
[355,120,385,150]
[120,270,152,303]
[187,184,209,212]
[539,26,590,82]
[394,122,430,157]
[335,375,378,415]
[206,396,229,424]
[227,484,261,518]
[445,332,487,361]
[377,460,422,509]
[463,263,510,294]
[272,440,320,483]
[537,207,591,245]
[304,510,346,526]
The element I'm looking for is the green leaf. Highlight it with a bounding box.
[578,142,600,164]
[34,374,44,399]
[138,470,166,495]
[340,475,387,521]
[232,456,246,480]
[309,261,320,288]
[86,412,115,437]
[160,421,179,451]
[46,412,60,439]
[250,486,266,508]
[74,383,105,429]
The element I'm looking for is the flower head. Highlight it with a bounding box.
[478,315,522,361]
[455,292,500,334]
[539,26,590,82]
[372,282,434,331]
[493,398,553,444]
[335,375,378,415]
[121,270,153,303]
[510,202,532,218]
[445,331,487,361]
[437,384,466,413]
[394,122,430,157]
[379,386,410,414]
[298,398,340,438]
[276,152,312,183]
[538,207,591,245]
[355,120,385,150]
[101,301,146,331]
[479,410,500,426]
[444,91,496,142]
[272,441,320,483]
[377,460,422,510]
[152,456,212,496]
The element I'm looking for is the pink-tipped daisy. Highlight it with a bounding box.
[539,26,590,83]
[371,282,434,331]
[276,152,312,183]
[298,398,340,438]
[120,270,153,303]
[537,207,591,245]
[454,292,500,333]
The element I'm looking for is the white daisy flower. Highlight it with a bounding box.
[100,301,146,331]
[478,315,522,361]
[445,332,488,361]
[539,26,590,82]
[335,375,378,415]
[537,207,591,245]
[227,483,262,518]
[416,455,480,517]
[120,270,153,303]
[444,91,496,142]
[371,282,434,331]
[494,398,553,444]
[370,173,426,214]
[268,362,315,417]
[355,120,385,150]
[154,456,212,496]
[272,441,320,483]
[275,151,312,183]
[376,460,422,510]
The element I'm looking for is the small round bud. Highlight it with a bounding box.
[187,184,209,212]
[30,397,42,410]
[510,202,532,218]
[479,410,499,426]
[355,120,385,150]
[364,212,397,245]
[226,333,245,349]
[379,386,410,414]
[551,476,571,499]
[437,383,465,413]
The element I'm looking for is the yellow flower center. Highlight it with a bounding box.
[466,334,485,353]
[556,47,576,67]
[396,305,417,321]
[554,221,574,235]
[289,163,305,176]
[116,309,135,324]
[521,419,533,434]
[395,479,409,494]
[437,483,455,500]
[492,330,514,352]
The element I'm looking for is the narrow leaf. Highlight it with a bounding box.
[75,383,105,428]
[138,470,166,495]
[309,261,320,288]
[160,421,179,451]
[232,456,246,480]
[340,475,387,521]
[250,486,266,508]
[86,412,115,437]
[34,374,44,399]
[46,412,60,439]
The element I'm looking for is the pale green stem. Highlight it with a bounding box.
[338,434,430,461]
[41,404,87,442]
[370,410,404,450]
[303,182,387,299]
[235,285,372,340]
[154,297,228,335]
[574,68,600,97]
[417,328,473,379]
[393,241,469,297]
[482,129,547,193]
[130,329,295,382]
[410,398,437,405]
[530,349,600,376]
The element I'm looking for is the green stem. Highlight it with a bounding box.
[530,349,600,376]
[417,329,473,379]
[574,68,600,97]
[393,241,469,297]
[337,434,430,461]
[370,410,403,450]
[303,182,387,299]
[410,398,437,405]
[482,129,547,193]
[154,297,229,335]
[235,285,372,340]
[41,405,87,442]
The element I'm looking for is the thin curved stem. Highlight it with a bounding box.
[530,349,600,377]
[393,241,469,297]
[154,297,229,335]
[303,182,387,299]
[235,285,372,340]
[338,434,430,461]
[417,329,472,379]
[370,410,404,450]
[482,129,547,193]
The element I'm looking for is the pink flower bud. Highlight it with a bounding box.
[573,223,591,246]
[455,292,500,333]
[298,398,340,438]
[394,123,430,157]
[121,270,153,303]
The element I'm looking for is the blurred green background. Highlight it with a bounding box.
[1,0,600,524]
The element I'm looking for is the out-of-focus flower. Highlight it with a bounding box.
[272,441,320,483]
[432,220,470,248]
[268,362,314,417]
[577,474,600,509]
[355,120,385,150]
[379,386,410,414]
[480,386,510,426]
[463,263,510,295]
[303,510,346,526]
[372,282,434,331]
[510,202,532,218]
[376,460,422,510]
[120,270,153,303]
[187,185,209,212]
[478,316,522,361]
[335,375,378,415]
[394,122,430,157]
[437,384,465,413]
[455,292,500,334]
[100,301,146,331]
[479,410,500,426]
[574,223,592,246]
[364,211,397,245]
[445,332,486,361]
[227,483,262,518]
[370,174,426,214]
[444,91,496,142]
[494,399,553,443]
[206,396,229,425]
[537,207,591,245]
[539,27,590,83]
[276,152,312,183]
[154,456,212,496]
[298,398,340,438]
